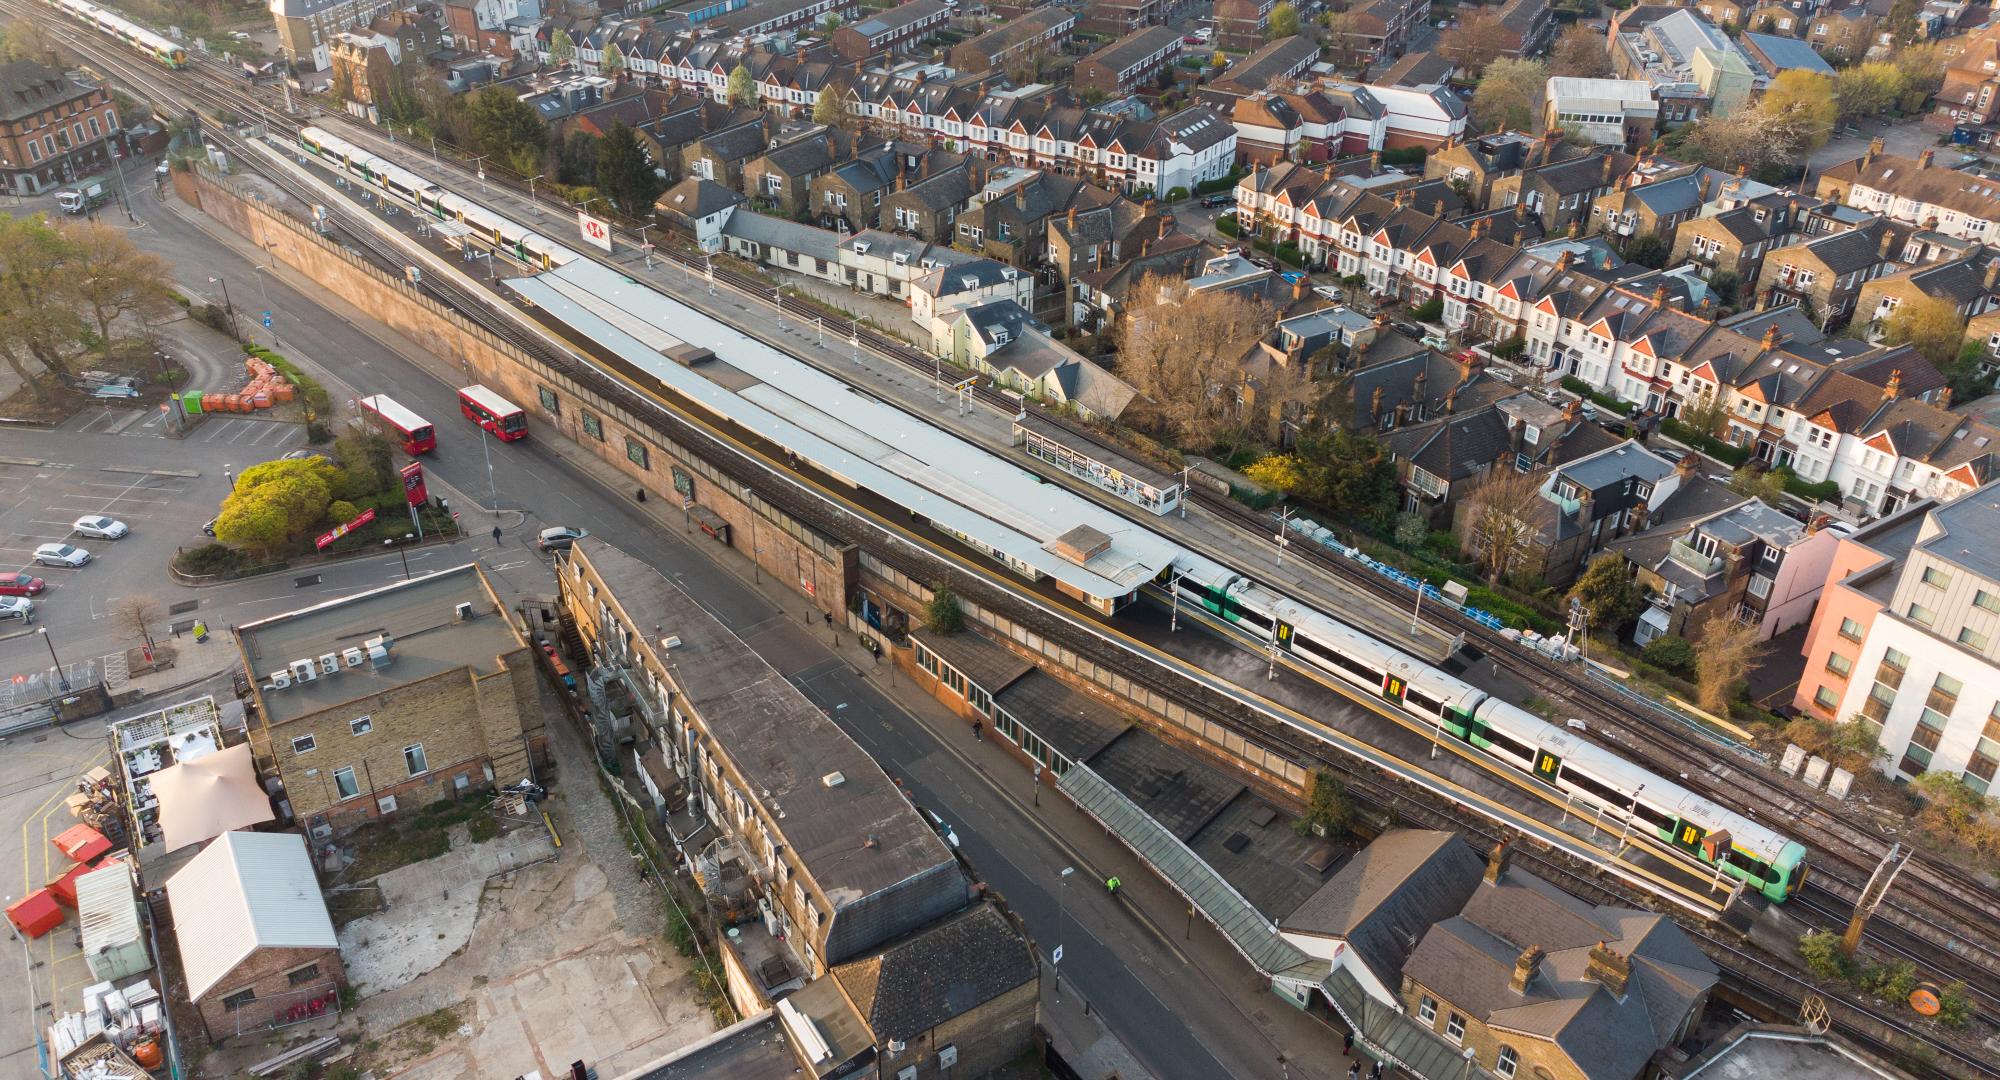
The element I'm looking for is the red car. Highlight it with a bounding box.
[0,573,44,597]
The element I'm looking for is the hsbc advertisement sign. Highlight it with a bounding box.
[401,460,429,506]
[578,211,613,252]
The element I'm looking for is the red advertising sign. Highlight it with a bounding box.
[315,507,377,551]
[401,461,428,507]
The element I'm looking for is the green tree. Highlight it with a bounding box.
[1293,429,1398,527]
[1834,62,1906,126]
[1470,58,1550,134]
[1878,294,1966,369]
[728,63,757,107]
[1244,454,1305,493]
[1567,553,1644,631]
[333,425,395,494]
[1641,635,1697,678]
[548,28,576,67]
[1267,1,1301,39]
[1942,339,1997,405]
[925,584,964,634]
[467,85,547,175]
[1729,465,1787,507]
[597,121,660,217]
[558,129,600,186]
[812,87,846,128]
[1762,69,1838,154]
[1295,769,1355,837]
[601,41,626,79]
[1622,232,1669,269]
[820,12,842,30]
[213,457,340,553]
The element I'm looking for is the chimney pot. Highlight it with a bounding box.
[1514,200,1527,223]
[1485,840,1510,884]
[1371,385,1385,421]
[1884,369,1902,402]
[1510,944,1545,994]
[1919,149,1936,169]
[1879,229,1897,259]
[1940,385,1954,407]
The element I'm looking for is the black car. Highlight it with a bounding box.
[1200,194,1235,208]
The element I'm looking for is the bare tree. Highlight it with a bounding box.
[1548,24,1612,79]
[1438,8,1511,76]
[1116,273,1274,447]
[58,220,177,348]
[1460,467,1544,582]
[1677,389,1729,437]
[110,595,167,653]
[1693,608,1764,713]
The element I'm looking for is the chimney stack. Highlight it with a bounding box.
[1879,229,1897,260]
[1676,452,1697,480]
[1761,323,1781,351]
[1293,277,1306,300]
[1370,150,1381,171]
[1555,250,1573,272]
[1371,385,1385,424]
[1510,945,1545,995]
[1884,369,1902,402]
[1585,942,1631,997]
[1651,284,1668,309]
[1068,205,1078,229]
[1563,397,1581,423]
[1919,149,1936,169]
[1515,200,1528,223]
[1485,839,1510,884]
[1602,154,1615,183]
[1985,259,2000,293]
[1698,173,1712,202]
[1940,385,1954,408]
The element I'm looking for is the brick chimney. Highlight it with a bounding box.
[1515,200,1527,223]
[1555,250,1573,272]
[920,156,931,179]
[1940,385,1954,408]
[1736,163,1748,178]
[1568,219,1581,238]
[1292,277,1306,300]
[1371,385,1385,424]
[827,133,839,159]
[1485,839,1510,884]
[1563,397,1581,423]
[1651,284,1668,310]
[1762,323,1781,351]
[1016,185,1028,210]
[1394,189,1409,208]
[1602,154,1615,184]
[1585,942,1631,997]
[1986,259,2000,292]
[1375,311,1389,327]
[1510,945,1545,995]
[1919,149,1936,169]
[1884,368,1902,402]
[1698,174,1712,202]
[1370,150,1381,171]
[1676,452,1697,480]
[1879,229,1896,259]
[1067,205,1078,229]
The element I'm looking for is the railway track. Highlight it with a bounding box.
[39,23,2000,1071]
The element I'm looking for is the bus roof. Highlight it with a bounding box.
[458,384,522,416]
[359,394,431,432]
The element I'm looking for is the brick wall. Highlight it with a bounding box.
[882,977,1038,1078]
[197,945,347,1043]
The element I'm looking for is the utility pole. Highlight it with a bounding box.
[1274,505,1292,568]
[1842,844,1912,956]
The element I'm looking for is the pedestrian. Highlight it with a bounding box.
[1105,876,1120,895]
[191,619,209,644]
[972,719,982,741]
[1343,1033,1353,1057]
[1373,1061,1385,1080]
[1347,1064,1360,1080]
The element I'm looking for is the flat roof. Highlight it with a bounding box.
[237,564,522,724]
[626,1013,799,1080]
[574,542,957,908]
[508,260,1178,602]
[1013,412,1180,490]
[1919,484,2000,583]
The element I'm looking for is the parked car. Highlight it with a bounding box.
[537,526,588,552]
[0,596,31,621]
[33,543,90,568]
[72,515,129,540]
[155,160,170,177]
[1200,193,1235,208]
[1391,319,1426,339]
[1313,285,1344,302]
[923,808,960,849]
[1184,33,1202,43]
[201,517,218,537]
[0,573,44,596]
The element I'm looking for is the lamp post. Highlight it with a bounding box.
[38,627,68,696]
[463,360,500,510]
[223,463,236,490]
[1054,866,1074,1002]
[385,533,415,579]
[207,276,238,340]
[638,222,655,268]
[527,174,543,208]
[471,155,488,194]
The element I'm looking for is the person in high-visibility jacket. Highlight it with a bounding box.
[1105,876,1121,895]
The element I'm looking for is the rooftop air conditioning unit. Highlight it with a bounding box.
[318,653,339,675]
[367,643,392,670]
[342,647,366,668]
[661,635,683,650]
[289,659,318,683]
[268,670,292,689]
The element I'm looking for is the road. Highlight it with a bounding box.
[85,166,1279,1077]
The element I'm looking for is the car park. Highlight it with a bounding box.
[72,515,129,540]
[0,573,44,596]
[537,526,588,552]
[0,596,32,621]
[33,543,91,568]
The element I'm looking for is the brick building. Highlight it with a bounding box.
[0,60,121,197]
[831,0,952,61]
[1073,26,1185,96]
[947,6,1076,73]
[166,831,345,1043]
[234,564,543,827]
[1211,0,1278,51]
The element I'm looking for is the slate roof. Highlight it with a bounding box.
[893,165,976,211]
[1214,35,1321,92]
[1081,25,1183,75]
[1822,151,2000,222]
[1379,49,1457,88]
[917,258,1025,300]
[1793,225,1889,274]
[1387,406,1516,485]
[1281,831,1484,987]
[1742,30,1836,75]
[1880,255,1989,306]
[847,0,950,38]
[657,177,746,220]
[832,903,1035,1043]
[956,6,1074,64]
[697,119,772,163]
[722,211,842,261]
[0,60,92,123]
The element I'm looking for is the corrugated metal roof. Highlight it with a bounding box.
[166,832,336,1001]
[76,862,142,954]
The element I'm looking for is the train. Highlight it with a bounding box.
[291,115,1811,906]
[296,126,581,271]
[40,0,187,68]
[1167,552,1809,903]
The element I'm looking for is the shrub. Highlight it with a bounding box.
[1559,376,1636,416]
[1380,146,1426,167]
[1777,467,1841,504]
[1797,930,1852,982]
[1165,186,1189,201]
[1194,167,1244,195]
[1492,336,1526,360]
[327,500,359,524]
[1216,213,1240,238]
[1856,959,1919,1003]
[1274,242,1304,268]
[1641,635,1698,678]
[926,585,964,634]
[1661,417,1751,466]
[175,543,247,576]
[1410,296,1444,322]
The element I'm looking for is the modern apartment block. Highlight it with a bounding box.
[1794,484,2000,790]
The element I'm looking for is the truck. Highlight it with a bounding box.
[55,181,109,215]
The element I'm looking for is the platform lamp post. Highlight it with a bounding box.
[527,174,543,209]
[38,627,69,697]
[1054,866,1074,1003]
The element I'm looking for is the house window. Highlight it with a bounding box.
[350,715,373,736]
[582,412,603,440]
[1976,589,2000,614]
[1922,566,1952,590]
[1417,996,1437,1023]
[221,988,257,1011]
[404,744,428,776]
[291,734,317,755]
[626,436,650,469]
[287,963,321,987]
[1961,626,1990,651]
[1814,685,1841,711]
[1747,575,1773,600]
[1826,652,1853,677]
[538,386,559,414]
[1445,1013,1466,1043]
[1497,1047,1519,1078]
[1907,602,1935,627]
[1839,617,1865,642]
[334,767,359,799]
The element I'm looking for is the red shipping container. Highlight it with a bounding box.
[53,824,110,865]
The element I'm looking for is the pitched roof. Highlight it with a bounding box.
[1281,830,1484,986]
[1080,25,1183,74]
[166,831,337,1002]
[1388,406,1516,484]
[847,0,950,38]
[832,903,1036,1042]
[0,60,92,123]
[656,177,745,219]
[1822,151,2000,222]
[1379,49,1457,88]
[722,211,842,261]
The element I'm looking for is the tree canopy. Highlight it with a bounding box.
[1879,294,1968,370]
[1471,59,1549,134]
[1567,553,1644,631]
[1438,9,1510,76]
[1267,1,1301,39]
[0,215,176,400]
[1548,24,1612,79]
[1116,272,1275,448]
[597,121,662,217]
[214,457,342,554]
[1761,70,1838,155]
[727,63,757,107]
[467,85,547,175]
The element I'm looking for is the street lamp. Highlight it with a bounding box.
[527,174,543,207]
[462,360,500,510]
[38,627,69,696]
[223,463,236,490]
[1055,866,1074,1002]
[207,276,238,340]
[385,533,415,579]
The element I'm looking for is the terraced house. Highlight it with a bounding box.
[1817,145,2000,245]
[1073,26,1185,96]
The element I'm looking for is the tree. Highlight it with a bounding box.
[1322,9,1364,69]
[467,85,546,175]
[1692,607,1763,713]
[57,220,175,347]
[1762,70,1838,154]
[1293,429,1399,527]
[110,595,166,653]
[1567,553,1644,631]
[1678,103,1815,176]
[1438,8,1510,76]
[821,12,842,30]
[214,457,341,554]
[1834,62,1905,127]
[1471,58,1549,134]
[597,121,660,217]
[1115,272,1275,448]
[548,28,576,68]
[1910,772,2000,859]
[1942,339,1997,405]
[727,63,757,107]
[1267,1,1301,39]
[1888,40,1948,111]
[558,129,600,186]
[1728,465,1787,507]
[1885,0,1922,47]
[925,584,964,633]
[1245,454,1306,492]
[333,424,395,494]
[1641,635,1697,678]
[1878,293,1964,368]
[1622,232,1669,269]
[1,18,55,63]
[0,215,90,399]
[1461,467,1545,583]
[601,41,626,79]
[1549,24,1612,79]
[1295,769,1355,837]
[1394,512,1428,549]
[812,87,846,128]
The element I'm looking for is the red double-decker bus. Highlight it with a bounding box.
[358,394,436,454]
[457,384,528,442]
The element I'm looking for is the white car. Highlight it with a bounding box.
[0,596,31,621]
[33,543,90,568]
[923,809,960,849]
[72,516,129,540]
